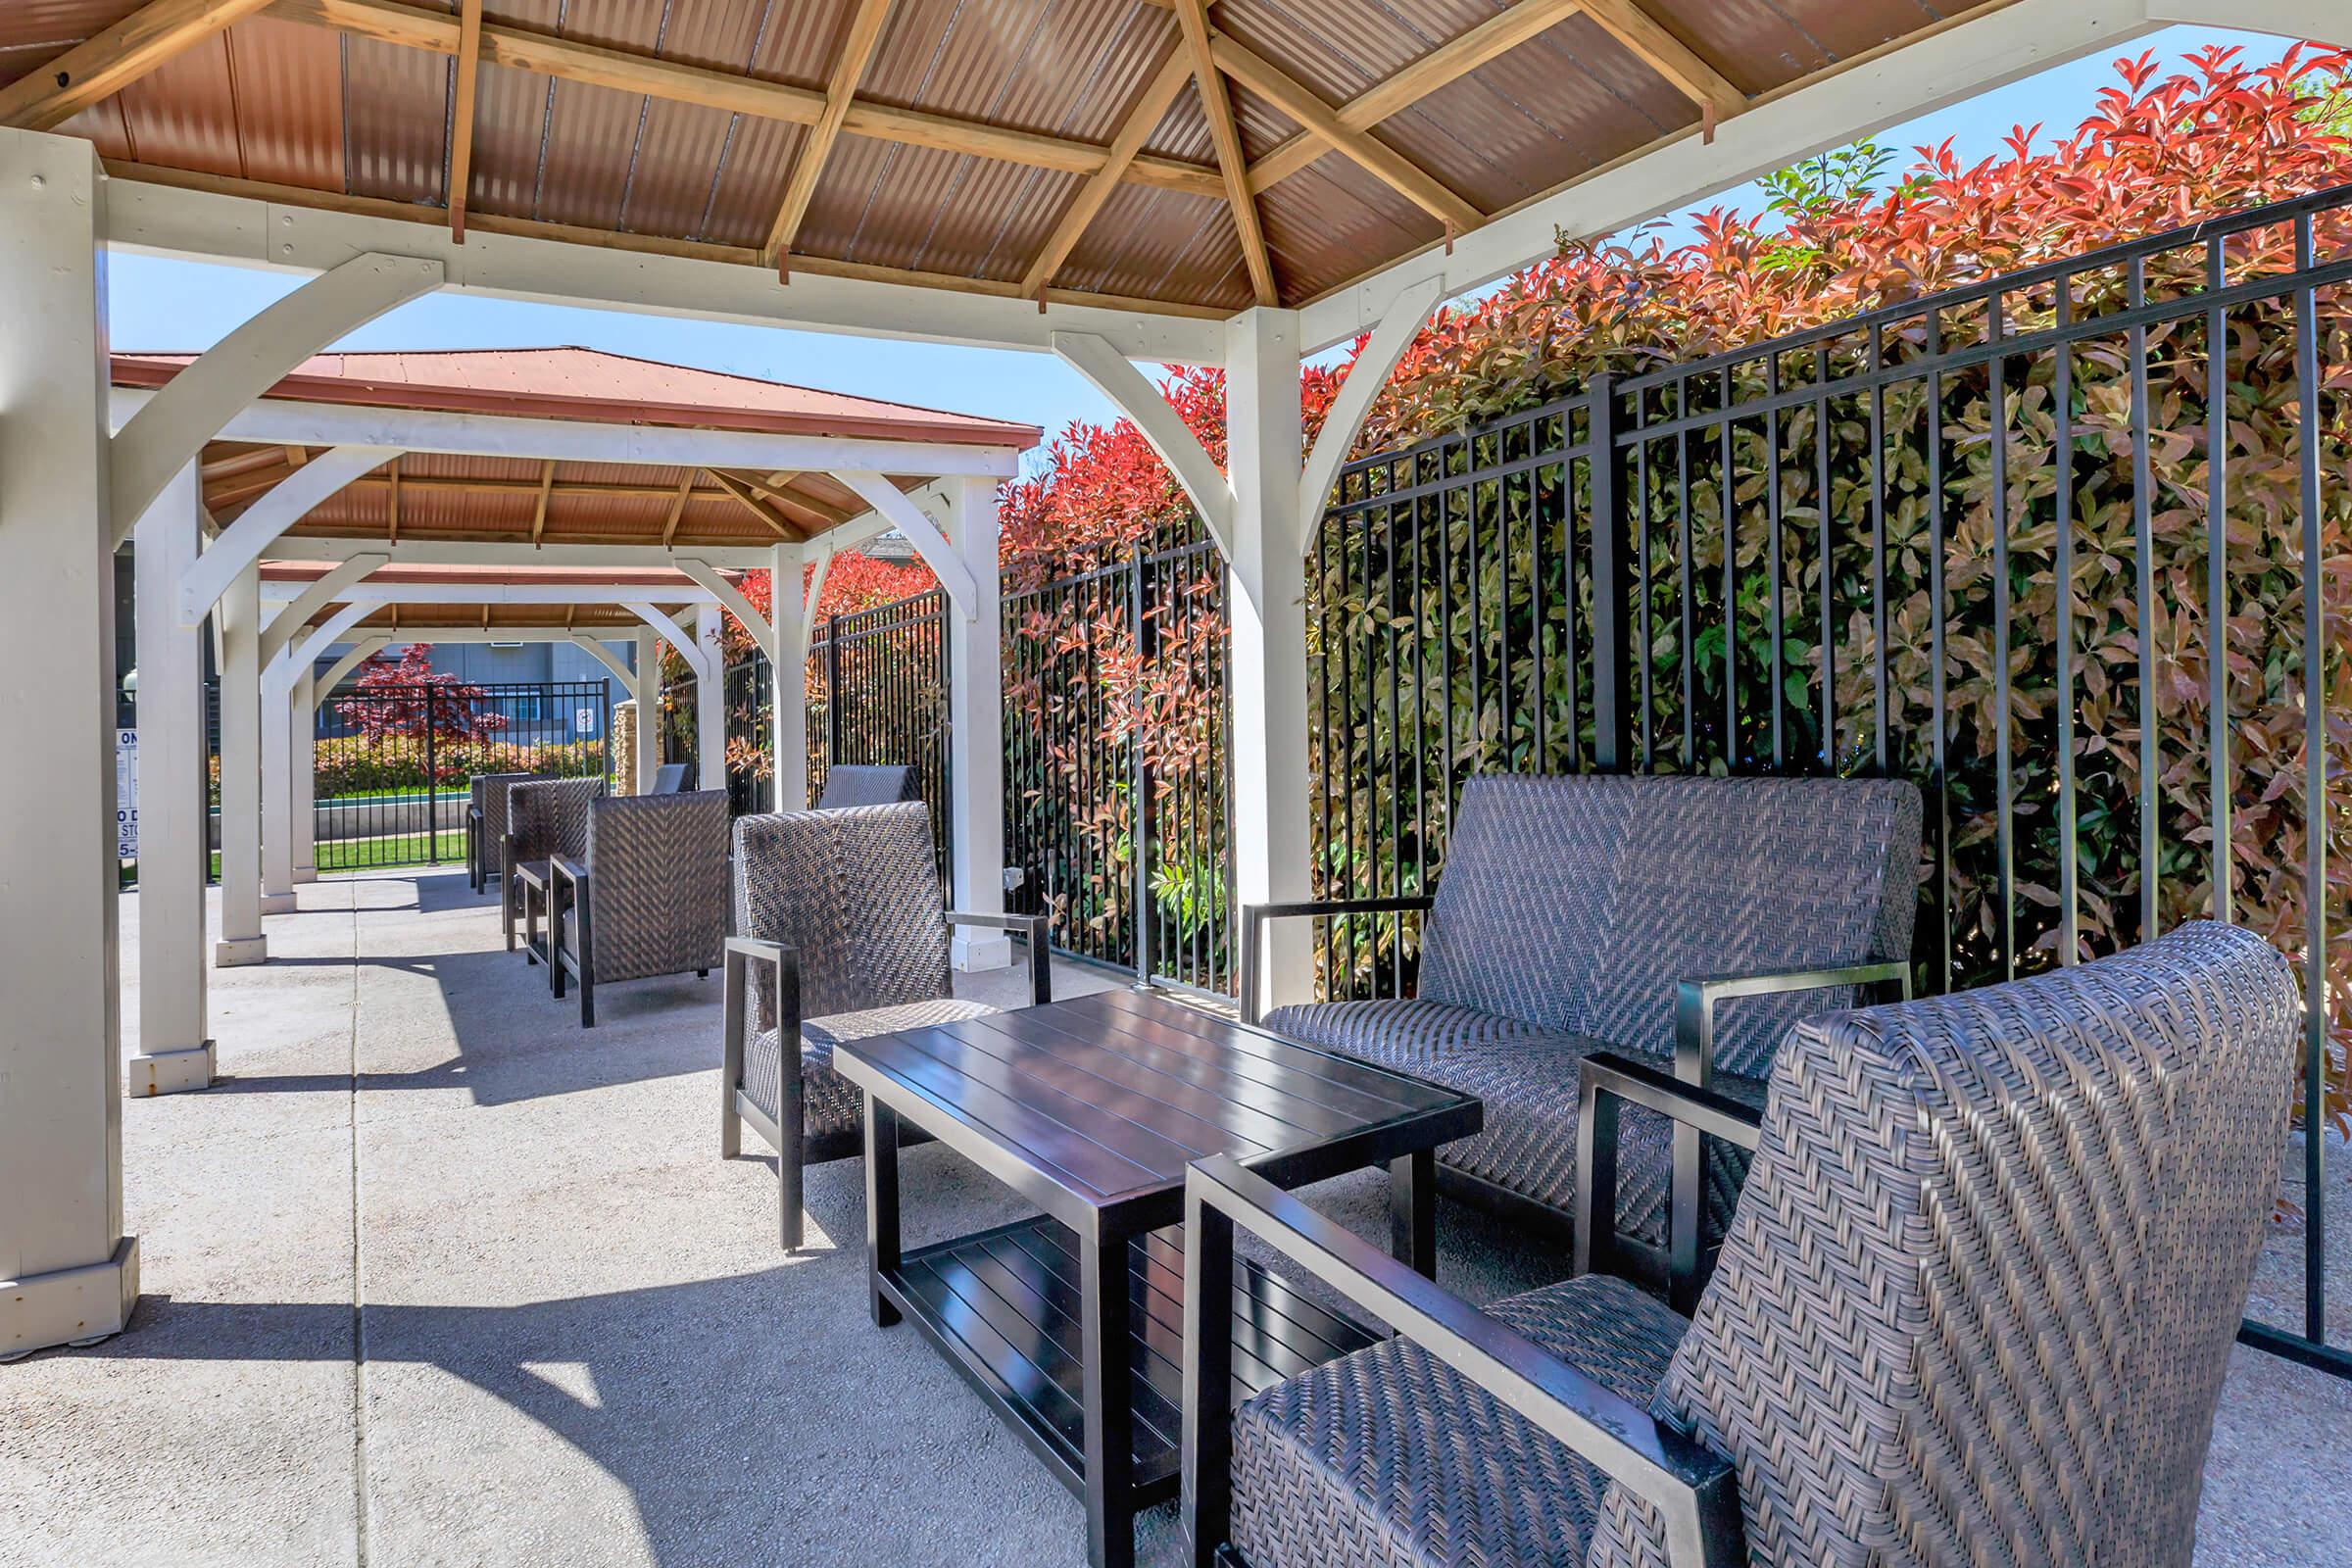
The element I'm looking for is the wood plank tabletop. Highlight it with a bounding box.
[833,989,1479,1228]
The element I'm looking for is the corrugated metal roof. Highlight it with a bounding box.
[10,0,1956,314]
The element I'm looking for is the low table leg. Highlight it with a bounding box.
[1079,1230,1136,1568]
[1389,1149,1436,1278]
[864,1101,903,1328]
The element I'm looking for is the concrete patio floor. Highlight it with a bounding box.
[3,865,2348,1567]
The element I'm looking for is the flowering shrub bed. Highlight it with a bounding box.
[313,736,607,797]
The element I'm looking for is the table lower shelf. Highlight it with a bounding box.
[878,1214,1381,1504]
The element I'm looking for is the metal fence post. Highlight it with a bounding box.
[824,614,844,768]
[1587,374,1633,772]
[422,686,439,865]
[1130,550,1154,990]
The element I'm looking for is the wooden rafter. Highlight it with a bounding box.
[386,457,401,543]
[1247,0,1592,192]
[731,469,855,529]
[1174,1,1275,307]
[660,471,698,547]
[1020,42,1195,298]
[1206,32,1481,235]
[0,0,276,131]
[1580,0,1742,121]
[447,0,484,241]
[268,0,1224,200]
[529,460,555,546]
[705,469,807,541]
[765,0,896,273]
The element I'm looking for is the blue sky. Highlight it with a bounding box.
[106,24,2294,465]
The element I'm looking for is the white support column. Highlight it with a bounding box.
[129,464,216,1096]
[771,542,813,811]
[946,476,1010,972]
[0,127,139,1356]
[292,662,318,883]
[1225,307,1315,1016]
[633,627,662,796]
[259,647,297,915]
[696,606,725,796]
[215,564,267,966]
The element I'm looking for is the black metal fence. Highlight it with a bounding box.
[808,590,955,881]
[1003,539,1233,992]
[313,680,610,870]
[1309,184,2350,1379]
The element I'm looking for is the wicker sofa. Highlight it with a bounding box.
[1184,920,2300,1568]
[1244,773,1920,1303]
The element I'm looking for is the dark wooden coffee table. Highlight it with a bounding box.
[832,987,1481,1568]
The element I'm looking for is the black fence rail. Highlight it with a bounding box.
[1309,182,2351,1380]
[315,680,610,870]
[1004,540,1233,992]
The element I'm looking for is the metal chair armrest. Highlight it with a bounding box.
[1576,1050,1763,1285]
[943,910,1053,1006]
[1183,1154,1741,1568]
[722,936,802,1056]
[1673,958,1909,1084]
[1237,896,1435,1026]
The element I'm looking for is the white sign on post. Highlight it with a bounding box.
[116,727,138,858]
[576,707,598,735]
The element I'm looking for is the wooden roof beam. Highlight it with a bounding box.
[1021,41,1196,297]
[270,0,1225,199]
[1174,1,1276,307]
[660,471,698,547]
[1207,31,1482,235]
[1581,0,1743,122]
[0,0,276,130]
[1246,0,1592,192]
[530,459,555,546]
[447,0,483,241]
[766,0,897,274]
[706,469,809,541]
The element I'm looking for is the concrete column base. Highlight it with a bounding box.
[259,892,298,915]
[215,936,269,967]
[0,1237,139,1362]
[126,1040,215,1097]
[952,930,1014,973]
[292,868,318,884]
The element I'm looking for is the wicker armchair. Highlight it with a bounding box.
[720,801,1048,1250]
[544,790,729,1026]
[815,763,919,808]
[1246,773,1920,1306]
[1185,920,2300,1568]
[502,775,605,954]
[466,771,538,892]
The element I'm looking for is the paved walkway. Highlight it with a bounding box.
[1,867,2345,1566]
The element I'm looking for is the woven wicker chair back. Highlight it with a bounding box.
[580,791,729,983]
[1586,919,2299,1568]
[506,776,605,865]
[1419,775,1920,1076]
[474,771,538,852]
[816,764,921,810]
[732,801,949,1020]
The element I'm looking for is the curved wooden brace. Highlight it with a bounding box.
[266,602,373,698]
[831,471,980,618]
[672,557,775,657]
[1297,272,1446,548]
[112,252,441,549]
[177,445,402,625]
[566,634,636,688]
[624,603,713,682]
[1051,330,1236,554]
[260,552,389,665]
[313,638,391,709]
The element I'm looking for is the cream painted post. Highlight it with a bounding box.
[292,662,318,883]
[696,605,725,795]
[633,628,662,796]
[946,475,1011,971]
[1225,308,1315,1014]
[0,127,139,1356]
[215,564,268,966]
[259,646,296,915]
[129,464,215,1097]
[771,542,811,811]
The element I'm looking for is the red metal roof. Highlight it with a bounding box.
[261,561,745,588]
[112,346,1040,449]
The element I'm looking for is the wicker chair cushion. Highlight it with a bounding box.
[1418,774,1920,1079]
[1229,1273,1690,1568]
[741,999,998,1156]
[1585,920,2299,1568]
[565,791,730,984]
[1265,1001,1758,1248]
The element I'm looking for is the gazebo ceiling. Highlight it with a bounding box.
[119,346,1037,551]
[6,0,1963,318]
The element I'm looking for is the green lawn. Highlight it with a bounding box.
[316,828,469,873]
